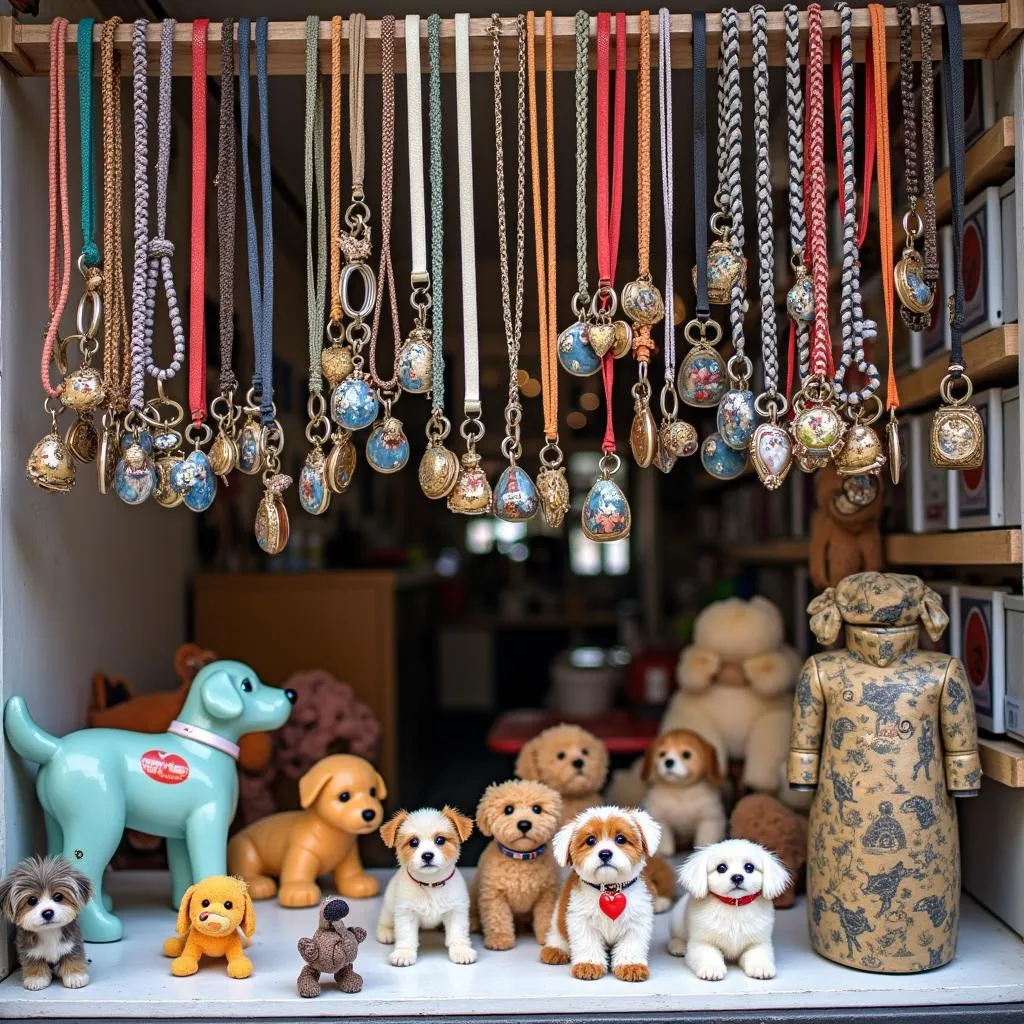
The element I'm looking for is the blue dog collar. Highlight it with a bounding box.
[168,720,240,761]
[497,842,547,861]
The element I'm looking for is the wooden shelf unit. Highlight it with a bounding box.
[1,5,1023,77]
[979,736,1024,788]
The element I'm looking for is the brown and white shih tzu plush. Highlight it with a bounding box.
[0,855,93,990]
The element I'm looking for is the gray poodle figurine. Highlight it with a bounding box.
[297,896,367,998]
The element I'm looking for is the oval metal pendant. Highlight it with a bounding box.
[170,449,218,512]
[255,474,292,555]
[326,432,357,493]
[209,429,238,478]
[331,375,380,431]
[419,443,459,500]
[115,433,158,505]
[582,477,631,542]
[97,424,117,495]
[887,416,903,485]
[65,415,98,464]
[397,329,434,394]
[630,406,658,468]
[59,365,106,412]
[26,428,76,493]
[494,464,539,522]
[786,274,815,323]
[299,447,331,514]
[701,432,748,480]
[557,321,602,377]
[153,455,185,509]
[621,279,665,326]
[659,418,698,459]
[237,419,265,475]
[930,404,985,469]
[612,320,633,359]
[791,404,847,465]
[366,417,410,474]
[447,452,494,516]
[750,422,793,491]
[717,389,757,450]
[677,347,727,408]
[536,466,570,527]
[894,250,934,314]
[321,342,355,388]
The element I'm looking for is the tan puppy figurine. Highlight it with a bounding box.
[229,754,386,907]
[470,779,563,950]
[515,724,609,822]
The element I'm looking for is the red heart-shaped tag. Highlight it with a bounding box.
[599,890,627,920]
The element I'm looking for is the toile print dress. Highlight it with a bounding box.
[788,575,981,974]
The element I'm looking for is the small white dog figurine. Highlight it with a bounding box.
[376,806,477,967]
[540,805,662,982]
[669,838,790,981]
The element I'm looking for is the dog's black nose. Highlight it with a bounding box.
[284,688,298,704]
[664,757,675,769]
[324,898,349,922]
[572,758,585,770]
[421,850,435,863]
[361,808,376,822]
[731,874,745,887]
[598,849,614,863]
[41,908,55,921]
[517,819,532,833]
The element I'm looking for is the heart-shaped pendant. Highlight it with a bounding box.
[299,446,331,514]
[170,449,218,512]
[750,422,793,490]
[599,890,627,920]
[397,328,434,394]
[701,432,748,480]
[581,477,631,542]
[717,388,757,450]
[587,322,617,359]
[557,321,602,377]
[331,375,381,432]
[494,464,539,522]
[321,342,355,387]
[366,416,410,474]
[653,445,677,474]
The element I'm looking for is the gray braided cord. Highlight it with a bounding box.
[658,7,674,385]
[751,6,777,396]
[129,20,148,410]
[784,4,810,382]
[143,19,186,384]
[721,9,746,362]
[574,11,589,306]
[832,1,879,406]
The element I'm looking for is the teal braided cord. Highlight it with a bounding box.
[78,18,99,267]
[305,16,326,395]
[574,11,589,304]
[428,13,445,413]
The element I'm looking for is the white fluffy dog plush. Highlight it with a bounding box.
[540,806,662,982]
[669,838,790,981]
[376,806,477,967]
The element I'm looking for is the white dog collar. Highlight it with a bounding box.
[168,721,241,761]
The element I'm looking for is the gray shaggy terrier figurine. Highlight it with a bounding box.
[297,896,367,997]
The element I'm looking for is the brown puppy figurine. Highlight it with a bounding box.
[809,466,885,591]
[297,896,367,997]
[229,754,386,907]
[729,793,807,910]
[470,779,563,950]
[514,724,609,823]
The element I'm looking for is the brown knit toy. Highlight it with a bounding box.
[809,467,885,591]
[296,897,367,998]
[729,794,807,910]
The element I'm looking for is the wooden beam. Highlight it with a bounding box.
[885,528,1023,567]
[979,736,1024,788]
[4,7,1016,79]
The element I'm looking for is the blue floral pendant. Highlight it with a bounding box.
[299,446,331,514]
[115,431,158,505]
[717,388,757,450]
[677,347,727,408]
[331,375,380,431]
[397,329,434,394]
[701,432,748,480]
[581,475,631,542]
[170,449,218,512]
[557,321,602,377]
[493,464,539,522]
[237,417,264,475]
[366,416,410,474]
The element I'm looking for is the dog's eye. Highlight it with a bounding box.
[557,752,566,760]
[585,836,597,847]
[744,863,755,874]
[532,804,542,814]
[435,836,446,846]
[240,678,253,693]
[682,750,692,760]
[339,792,351,802]
[615,834,627,845]
[27,896,38,907]
[582,748,589,756]
[202,899,211,907]
[504,805,514,815]
[52,892,63,903]
[716,864,728,874]
[224,900,233,909]
[370,787,377,798]
[410,838,420,848]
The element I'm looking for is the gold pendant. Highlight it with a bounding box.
[65,414,98,464]
[749,421,793,490]
[630,401,657,469]
[659,418,698,459]
[419,442,460,500]
[834,421,887,477]
[894,247,934,315]
[887,413,903,485]
[581,455,631,542]
[931,404,984,469]
[789,379,847,472]
[326,430,357,494]
[97,418,118,495]
[321,342,355,388]
[447,450,493,516]
[255,473,292,554]
[697,238,747,305]
[59,364,106,413]
[612,320,633,359]
[153,454,185,509]
[208,428,238,480]
[536,465,570,527]
[26,424,75,493]
[587,321,617,359]
[621,278,665,327]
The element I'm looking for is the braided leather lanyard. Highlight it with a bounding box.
[427,14,447,431]
[188,20,210,438]
[214,19,237,409]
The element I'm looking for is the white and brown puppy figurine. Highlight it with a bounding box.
[0,855,93,990]
[540,806,661,982]
[642,729,726,855]
[376,807,477,967]
[669,838,790,981]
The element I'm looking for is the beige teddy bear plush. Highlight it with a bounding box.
[663,596,801,794]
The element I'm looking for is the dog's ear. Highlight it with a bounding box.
[373,770,388,802]
[552,819,576,868]
[640,739,658,784]
[64,860,93,907]
[758,848,792,901]
[0,871,15,923]
[514,736,541,782]
[699,735,723,786]
[175,884,197,936]
[442,805,474,842]
[298,759,337,809]
[677,848,710,899]
[239,885,257,938]
[627,807,662,857]
[198,667,244,721]
[379,810,409,849]
[474,786,498,837]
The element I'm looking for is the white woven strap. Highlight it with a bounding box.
[455,12,480,414]
[405,15,427,282]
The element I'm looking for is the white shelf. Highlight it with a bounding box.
[1,870,1023,1018]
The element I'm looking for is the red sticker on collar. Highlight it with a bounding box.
[141,750,190,785]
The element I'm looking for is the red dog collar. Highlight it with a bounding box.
[713,891,760,907]
[409,868,457,888]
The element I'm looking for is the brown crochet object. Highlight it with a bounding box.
[729,793,807,910]
[239,670,380,824]
[809,467,885,591]
[296,897,366,998]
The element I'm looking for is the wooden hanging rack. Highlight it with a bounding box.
[0,5,1022,77]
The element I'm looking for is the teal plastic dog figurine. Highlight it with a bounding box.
[4,660,295,943]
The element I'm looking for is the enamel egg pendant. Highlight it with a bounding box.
[114,430,158,505]
[299,445,331,514]
[236,415,265,475]
[678,347,727,408]
[581,474,631,542]
[171,449,217,513]
[397,328,434,395]
[331,374,380,431]
[786,268,815,323]
[717,388,756,451]
[493,464,539,523]
[366,416,410,474]
[557,321,602,377]
[59,364,106,412]
[701,432,748,480]
[750,422,793,491]
[790,403,847,472]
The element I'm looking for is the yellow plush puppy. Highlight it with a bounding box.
[163,876,256,979]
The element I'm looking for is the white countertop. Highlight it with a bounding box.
[1,870,1022,1018]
